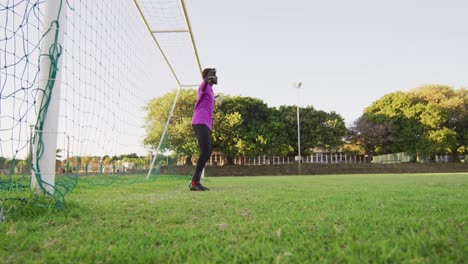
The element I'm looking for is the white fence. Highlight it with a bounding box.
[207,152,455,166]
[208,153,369,166]
[372,152,454,163]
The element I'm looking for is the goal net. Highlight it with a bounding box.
[0,0,201,207]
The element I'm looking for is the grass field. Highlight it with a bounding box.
[1,173,467,263]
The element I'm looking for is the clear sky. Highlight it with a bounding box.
[184,0,468,124]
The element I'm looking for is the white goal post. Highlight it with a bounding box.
[0,0,203,196]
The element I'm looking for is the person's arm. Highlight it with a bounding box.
[200,80,208,92]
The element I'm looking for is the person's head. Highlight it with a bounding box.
[202,68,216,79]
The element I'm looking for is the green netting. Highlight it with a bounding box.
[1,0,198,211]
[148,131,192,178]
[1,0,58,208]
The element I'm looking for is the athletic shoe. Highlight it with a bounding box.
[189,181,209,191]
[200,183,209,191]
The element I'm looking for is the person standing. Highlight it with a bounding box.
[189,68,218,191]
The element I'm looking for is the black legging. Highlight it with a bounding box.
[192,124,212,182]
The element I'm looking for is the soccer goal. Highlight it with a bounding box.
[0,0,201,205]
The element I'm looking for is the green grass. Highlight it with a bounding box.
[1,173,467,263]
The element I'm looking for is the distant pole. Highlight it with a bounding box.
[294,82,302,175]
[66,135,70,176]
[29,125,34,172]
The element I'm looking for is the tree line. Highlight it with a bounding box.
[0,153,151,174]
[349,85,466,162]
[1,85,465,172]
[145,84,466,164]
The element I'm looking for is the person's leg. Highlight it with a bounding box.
[191,124,212,189]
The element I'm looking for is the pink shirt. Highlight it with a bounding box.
[191,80,214,130]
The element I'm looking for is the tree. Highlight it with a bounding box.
[347,115,395,159]
[144,89,198,164]
[313,110,348,152]
[264,107,292,157]
[101,155,113,166]
[409,85,467,161]
[145,90,348,164]
[212,110,243,164]
[364,85,467,161]
[277,106,347,156]
[276,106,297,156]
[215,96,272,162]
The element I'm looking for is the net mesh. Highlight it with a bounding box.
[137,0,201,86]
[1,0,200,208]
